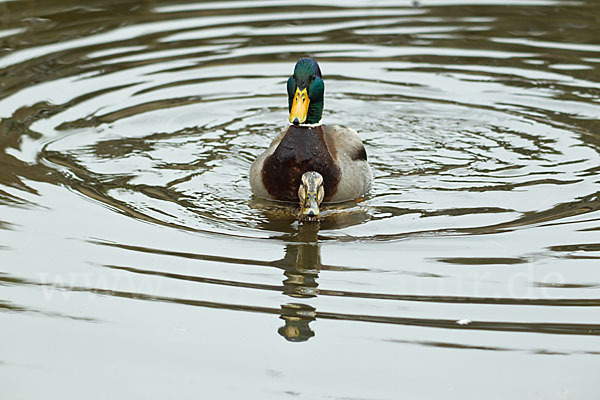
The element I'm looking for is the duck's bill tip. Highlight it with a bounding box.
[299,206,320,222]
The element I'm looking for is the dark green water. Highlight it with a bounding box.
[1,0,599,398]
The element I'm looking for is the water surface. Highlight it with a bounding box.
[1,0,599,398]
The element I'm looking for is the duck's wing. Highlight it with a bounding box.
[323,125,373,202]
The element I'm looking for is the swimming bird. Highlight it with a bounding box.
[250,57,372,220]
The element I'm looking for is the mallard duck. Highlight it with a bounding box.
[250,57,372,220]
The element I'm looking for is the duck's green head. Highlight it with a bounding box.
[287,57,324,125]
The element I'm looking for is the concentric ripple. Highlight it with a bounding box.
[1,0,600,398]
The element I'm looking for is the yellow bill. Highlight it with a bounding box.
[289,88,309,124]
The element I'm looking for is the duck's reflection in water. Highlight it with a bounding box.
[280,223,321,298]
[276,223,320,341]
[278,303,317,342]
[252,201,370,342]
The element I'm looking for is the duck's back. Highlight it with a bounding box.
[250,125,371,203]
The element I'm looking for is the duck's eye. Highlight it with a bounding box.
[311,74,316,81]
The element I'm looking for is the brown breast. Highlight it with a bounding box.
[262,125,340,202]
